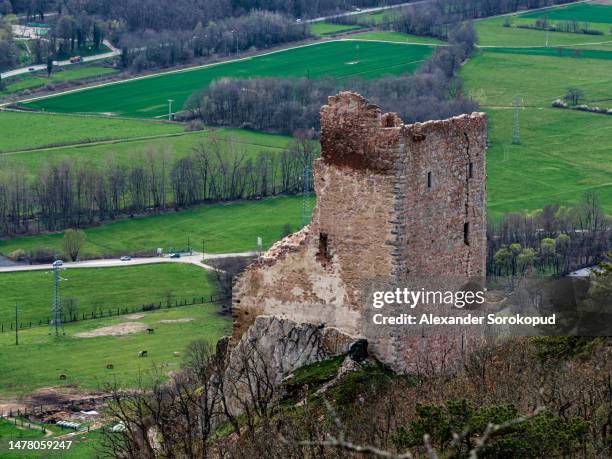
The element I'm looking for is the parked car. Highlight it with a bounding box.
[169,253,181,259]
[28,67,35,71]
[69,56,83,63]
[52,260,63,267]
[120,256,131,261]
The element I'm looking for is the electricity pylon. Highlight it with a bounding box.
[49,265,65,336]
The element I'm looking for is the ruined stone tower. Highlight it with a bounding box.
[233,92,487,371]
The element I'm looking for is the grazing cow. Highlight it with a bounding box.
[173,352,180,357]
[59,374,67,380]
[106,364,114,369]
[138,350,148,358]
[146,328,154,334]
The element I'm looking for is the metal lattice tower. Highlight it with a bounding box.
[49,265,65,336]
[512,96,521,145]
[301,163,311,227]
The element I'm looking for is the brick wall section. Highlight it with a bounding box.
[232,92,487,372]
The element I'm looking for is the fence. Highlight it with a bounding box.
[0,294,229,333]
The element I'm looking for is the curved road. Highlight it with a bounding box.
[0,40,121,80]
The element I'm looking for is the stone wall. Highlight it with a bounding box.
[232,92,487,372]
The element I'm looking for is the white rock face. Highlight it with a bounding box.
[222,315,355,415]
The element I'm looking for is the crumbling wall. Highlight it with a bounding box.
[232,92,487,372]
[233,92,400,339]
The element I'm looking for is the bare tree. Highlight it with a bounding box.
[63,228,86,261]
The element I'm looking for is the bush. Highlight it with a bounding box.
[186,119,204,131]
[392,399,590,457]
[29,246,59,263]
[8,249,28,261]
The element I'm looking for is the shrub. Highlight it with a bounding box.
[29,246,58,263]
[8,249,28,261]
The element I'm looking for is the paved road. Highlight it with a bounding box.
[0,251,258,274]
[305,1,417,23]
[1,40,121,80]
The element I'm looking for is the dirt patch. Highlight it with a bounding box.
[29,386,108,406]
[75,322,147,338]
[158,318,195,324]
[125,313,144,320]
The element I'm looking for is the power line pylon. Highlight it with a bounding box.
[49,265,65,336]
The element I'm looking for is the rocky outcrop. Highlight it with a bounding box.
[222,315,355,415]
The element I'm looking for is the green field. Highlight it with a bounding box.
[521,3,612,23]
[0,419,45,439]
[0,195,312,259]
[461,49,612,218]
[475,3,612,48]
[482,46,612,60]
[0,302,230,396]
[463,50,612,106]
[0,125,291,173]
[348,31,446,45]
[0,263,215,325]
[21,40,435,117]
[0,421,105,458]
[310,22,363,36]
[1,65,118,97]
[0,111,184,153]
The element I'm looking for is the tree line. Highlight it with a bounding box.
[118,10,309,72]
[487,192,611,276]
[0,135,318,238]
[336,0,576,38]
[181,22,479,134]
[0,16,19,72]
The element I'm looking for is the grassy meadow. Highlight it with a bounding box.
[21,40,435,117]
[309,22,363,36]
[0,195,312,259]
[461,48,612,219]
[0,263,215,325]
[0,111,183,153]
[0,125,292,173]
[520,3,612,24]
[348,30,446,45]
[0,421,105,458]
[475,3,612,48]
[0,64,118,97]
[0,302,230,397]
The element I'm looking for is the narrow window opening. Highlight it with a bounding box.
[427,171,432,189]
[468,162,473,178]
[464,222,470,245]
[317,232,331,264]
